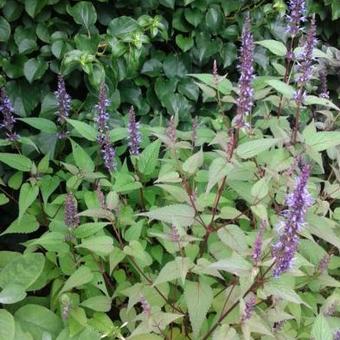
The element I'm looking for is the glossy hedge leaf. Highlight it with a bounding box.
[66,118,97,141]
[1,214,39,235]
[0,309,15,340]
[0,284,26,304]
[236,138,279,159]
[267,79,295,98]
[139,204,195,227]
[18,117,57,133]
[256,40,287,56]
[68,1,97,29]
[0,16,10,42]
[107,16,139,37]
[0,253,45,290]
[137,140,161,176]
[311,314,332,340]
[23,58,48,83]
[176,34,194,52]
[60,266,93,295]
[76,236,114,256]
[18,183,39,220]
[15,304,62,339]
[160,0,175,9]
[0,153,32,171]
[80,296,112,312]
[24,0,47,18]
[184,280,213,337]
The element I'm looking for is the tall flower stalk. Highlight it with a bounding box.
[0,88,18,141]
[291,17,316,143]
[287,0,306,37]
[64,192,80,229]
[234,14,254,129]
[95,84,116,172]
[127,106,141,156]
[55,75,71,139]
[272,162,313,277]
[319,69,329,99]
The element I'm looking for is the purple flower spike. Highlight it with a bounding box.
[95,84,116,172]
[294,17,317,105]
[166,116,177,146]
[241,294,256,322]
[317,253,331,274]
[55,75,71,124]
[272,162,313,277]
[319,70,329,99]
[127,106,141,156]
[334,330,340,340]
[235,14,254,129]
[64,192,80,229]
[0,88,18,141]
[252,220,266,266]
[287,0,306,37]
[140,295,151,316]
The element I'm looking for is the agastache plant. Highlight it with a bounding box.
[319,69,329,99]
[234,14,254,129]
[286,0,306,37]
[241,294,256,323]
[127,106,141,156]
[64,192,80,229]
[272,162,313,277]
[95,84,116,171]
[166,115,177,146]
[0,88,18,141]
[252,220,267,266]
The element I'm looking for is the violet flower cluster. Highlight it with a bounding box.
[319,69,329,99]
[166,115,177,146]
[140,295,151,316]
[334,330,340,340]
[0,88,18,141]
[235,15,254,129]
[294,17,317,105]
[55,75,71,139]
[95,84,116,171]
[64,192,80,229]
[272,163,313,277]
[127,106,141,156]
[241,294,256,322]
[286,0,306,37]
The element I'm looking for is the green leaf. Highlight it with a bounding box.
[24,0,47,17]
[256,40,287,56]
[0,193,9,206]
[175,34,194,52]
[183,148,204,175]
[184,280,213,337]
[210,253,252,276]
[304,128,340,152]
[0,284,26,304]
[267,79,295,98]
[0,16,10,42]
[205,7,223,31]
[68,1,97,29]
[60,266,94,295]
[0,253,45,290]
[15,304,62,339]
[18,183,39,220]
[76,236,114,256]
[251,177,269,199]
[154,257,191,285]
[80,296,112,312]
[18,118,57,133]
[311,314,332,340]
[66,119,97,141]
[30,232,70,253]
[23,58,48,83]
[304,95,340,111]
[1,214,39,235]
[160,0,175,9]
[217,225,248,254]
[137,140,161,176]
[71,140,95,172]
[123,241,153,267]
[0,309,15,340]
[189,74,233,94]
[236,138,279,159]
[0,153,32,171]
[107,16,139,37]
[139,204,195,227]
[74,222,110,239]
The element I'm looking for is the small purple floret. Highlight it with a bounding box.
[55,75,71,124]
[286,0,306,37]
[241,294,256,322]
[64,192,80,229]
[252,220,266,266]
[272,162,313,277]
[0,88,19,141]
[319,69,329,99]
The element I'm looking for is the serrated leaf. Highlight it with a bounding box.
[66,119,97,141]
[183,148,203,175]
[80,296,112,312]
[210,253,252,276]
[256,40,287,56]
[304,130,340,152]
[305,95,340,111]
[217,225,248,254]
[184,280,213,337]
[0,153,32,171]
[18,183,39,220]
[139,204,195,227]
[1,214,39,235]
[18,118,57,133]
[137,140,161,176]
[74,222,110,239]
[311,314,332,340]
[267,79,295,98]
[76,236,114,256]
[236,138,279,159]
[60,266,93,295]
[71,140,95,172]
